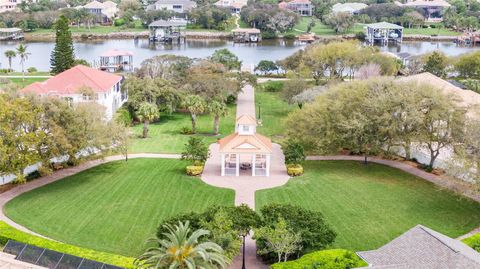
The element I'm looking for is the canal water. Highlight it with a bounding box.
[1,38,479,71]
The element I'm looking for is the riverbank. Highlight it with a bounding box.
[24,31,232,42]
[24,29,459,42]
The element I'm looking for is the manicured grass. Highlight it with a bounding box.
[255,87,296,141]
[5,158,235,257]
[129,105,236,153]
[5,77,48,87]
[31,22,146,34]
[256,161,480,251]
[403,26,460,36]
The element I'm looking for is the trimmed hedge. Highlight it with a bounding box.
[463,233,480,252]
[270,249,367,269]
[186,165,204,176]
[287,164,303,177]
[0,221,134,268]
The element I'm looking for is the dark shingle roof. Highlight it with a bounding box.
[356,225,480,269]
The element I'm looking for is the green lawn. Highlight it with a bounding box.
[30,21,146,35]
[5,158,235,257]
[129,105,236,153]
[403,26,460,36]
[255,88,296,141]
[256,161,480,251]
[5,77,48,87]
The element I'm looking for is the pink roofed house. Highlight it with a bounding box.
[21,65,127,120]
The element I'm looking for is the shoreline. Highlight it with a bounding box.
[23,31,459,42]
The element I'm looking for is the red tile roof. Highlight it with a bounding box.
[22,65,122,95]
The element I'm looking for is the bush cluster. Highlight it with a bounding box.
[260,81,284,92]
[287,164,303,176]
[270,249,367,269]
[0,221,134,268]
[186,165,203,176]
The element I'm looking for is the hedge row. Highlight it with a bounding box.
[271,249,368,269]
[0,221,135,268]
[463,233,480,252]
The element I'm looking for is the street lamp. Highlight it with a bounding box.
[242,234,246,269]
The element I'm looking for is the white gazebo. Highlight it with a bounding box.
[218,114,272,177]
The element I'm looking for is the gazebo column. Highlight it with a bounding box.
[235,153,240,177]
[252,154,256,177]
[221,154,225,176]
[266,154,271,177]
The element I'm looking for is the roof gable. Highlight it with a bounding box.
[219,133,272,153]
[21,65,122,96]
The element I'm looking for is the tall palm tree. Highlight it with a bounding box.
[16,44,30,81]
[137,102,159,138]
[4,50,16,72]
[208,100,228,135]
[135,221,228,269]
[183,95,206,134]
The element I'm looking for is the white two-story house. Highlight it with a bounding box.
[147,0,197,15]
[21,65,127,120]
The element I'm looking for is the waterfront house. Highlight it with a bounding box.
[331,2,367,15]
[82,0,118,24]
[21,65,126,120]
[218,115,272,177]
[355,225,480,269]
[147,0,196,15]
[214,0,247,14]
[0,0,22,13]
[395,0,451,22]
[278,0,313,16]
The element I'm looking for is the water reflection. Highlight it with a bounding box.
[0,38,479,71]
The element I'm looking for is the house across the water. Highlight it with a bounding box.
[214,0,247,14]
[81,0,118,24]
[21,65,127,120]
[278,0,314,16]
[395,0,451,22]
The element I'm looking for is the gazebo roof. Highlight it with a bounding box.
[365,22,403,30]
[100,49,133,57]
[236,114,257,125]
[219,133,272,153]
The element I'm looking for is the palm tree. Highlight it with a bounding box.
[183,95,206,134]
[4,50,16,72]
[135,221,229,269]
[16,44,30,81]
[137,102,159,138]
[208,100,228,135]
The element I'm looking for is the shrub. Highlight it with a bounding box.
[186,165,203,176]
[27,67,37,73]
[261,81,284,92]
[257,204,336,262]
[287,164,303,176]
[283,33,296,40]
[180,126,194,135]
[283,140,305,165]
[463,233,480,252]
[0,221,134,268]
[262,31,277,39]
[114,18,125,27]
[355,31,366,41]
[270,249,367,269]
[181,137,209,163]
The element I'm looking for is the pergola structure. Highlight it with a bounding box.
[365,22,403,46]
[99,49,133,73]
[218,114,272,177]
[148,19,187,43]
[0,28,23,41]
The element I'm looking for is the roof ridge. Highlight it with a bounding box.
[75,65,108,91]
[417,225,459,253]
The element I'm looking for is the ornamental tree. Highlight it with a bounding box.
[50,15,75,74]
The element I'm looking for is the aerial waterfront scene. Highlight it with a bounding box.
[1,0,480,269]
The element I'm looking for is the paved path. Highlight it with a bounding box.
[0,153,180,237]
[201,84,289,269]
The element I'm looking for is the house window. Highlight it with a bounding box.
[82,94,90,101]
[172,5,182,9]
[242,125,249,132]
